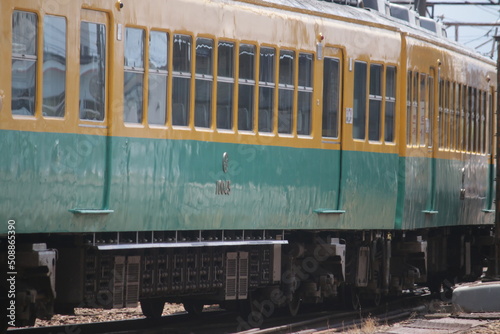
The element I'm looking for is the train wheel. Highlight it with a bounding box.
[371,292,382,307]
[342,284,360,310]
[242,290,263,315]
[15,302,36,327]
[427,277,442,295]
[287,292,301,316]
[183,301,204,316]
[220,300,240,312]
[140,299,165,318]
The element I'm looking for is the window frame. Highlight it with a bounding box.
[123,26,146,124]
[406,71,413,146]
[384,65,397,143]
[297,52,313,136]
[147,29,169,127]
[216,39,235,131]
[368,63,383,142]
[12,10,38,117]
[42,14,67,118]
[353,60,368,141]
[194,36,214,129]
[277,48,295,135]
[258,45,276,134]
[171,33,193,127]
[322,57,341,139]
[418,73,427,147]
[79,16,108,122]
[237,43,256,132]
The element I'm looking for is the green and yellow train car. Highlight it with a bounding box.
[0,0,496,327]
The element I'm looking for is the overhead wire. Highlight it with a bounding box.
[436,2,500,57]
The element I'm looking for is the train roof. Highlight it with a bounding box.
[237,0,495,65]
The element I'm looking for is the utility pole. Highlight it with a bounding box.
[416,0,427,17]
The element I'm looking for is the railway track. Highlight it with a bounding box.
[233,291,431,334]
[242,300,500,334]
[6,310,234,334]
[7,291,435,334]
[236,307,424,334]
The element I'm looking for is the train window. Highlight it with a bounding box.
[460,85,466,152]
[487,93,493,154]
[480,91,486,154]
[470,87,476,153]
[483,91,488,154]
[217,41,234,130]
[322,58,340,138]
[353,62,367,140]
[406,71,412,146]
[448,82,455,150]
[456,84,464,151]
[297,53,313,136]
[12,11,37,116]
[369,64,382,141]
[148,31,169,126]
[455,84,460,150]
[438,80,443,148]
[464,86,470,152]
[80,21,106,121]
[385,66,396,142]
[445,81,454,149]
[476,90,482,153]
[195,37,213,128]
[43,15,66,118]
[443,80,449,149]
[476,90,481,153]
[473,89,477,153]
[419,74,427,147]
[278,50,295,134]
[259,47,275,133]
[411,73,418,146]
[172,34,191,126]
[238,44,256,131]
[124,27,145,123]
[474,89,479,153]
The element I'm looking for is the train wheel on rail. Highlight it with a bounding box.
[240,290,262,315]
[287,292,301,316]
[342,284,360,310]
[140,299,165,318]
[427,273,445,295]
[183,301,204,316]
[370,292,382,307]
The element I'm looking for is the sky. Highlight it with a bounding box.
[428,0,500,59]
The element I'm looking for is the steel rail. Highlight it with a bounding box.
[233,292,432,334]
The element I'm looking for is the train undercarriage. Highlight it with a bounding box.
[1,227,495,328]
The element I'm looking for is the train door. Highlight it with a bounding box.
[425,69,437,213]
[485,88,495,212]
[320,47,344,212]
[407,69,436,215]
[69,9,112,213]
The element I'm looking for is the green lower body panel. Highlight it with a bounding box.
[0,130,492,234]
[401,154,494,230]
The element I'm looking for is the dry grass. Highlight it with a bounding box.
[344,317,379,334]
[318,316,386,333]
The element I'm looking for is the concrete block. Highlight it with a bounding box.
[452,282,500,313]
